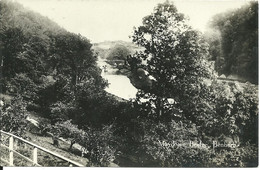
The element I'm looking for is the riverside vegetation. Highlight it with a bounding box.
[0,0,258,167]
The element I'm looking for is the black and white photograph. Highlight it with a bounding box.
[0,0,258,168]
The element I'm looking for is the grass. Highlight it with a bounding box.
[24,131,89,166]
[1,127,119,167]
[0,130,89,167]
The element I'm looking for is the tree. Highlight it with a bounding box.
[49,33,98,87]
[1,28,28,81]
[53,120,86,150]
[129,1,215,121]
[107,44,131,61]
[1,0,111,132]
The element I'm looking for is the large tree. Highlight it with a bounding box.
[129,1,215,121]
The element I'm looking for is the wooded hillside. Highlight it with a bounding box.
[205,2,258,84]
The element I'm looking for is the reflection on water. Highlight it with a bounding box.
[97,57,138,100]
[103,74,138,100]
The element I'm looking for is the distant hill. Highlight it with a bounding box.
[92,41,144,59]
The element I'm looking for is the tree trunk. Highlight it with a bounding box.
[156,97,164,122]
[69,140,76,150]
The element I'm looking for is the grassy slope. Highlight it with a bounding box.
[0,129,89,166]
[25,131,89,166]
[0,111,119,167]
[1,127,119,167]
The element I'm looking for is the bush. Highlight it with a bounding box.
[124,117,258,167]
[53,120,85,150]
[50,120,117,166]
[0,95,28,137]
[49,101,73,123]
[83,124,117,167]
[138,119,212,167]
[202,81,259,145]
[210,144,258,167]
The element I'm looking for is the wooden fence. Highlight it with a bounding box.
[0,130,84,167]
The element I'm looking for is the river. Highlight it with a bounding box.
[97,57,138,100]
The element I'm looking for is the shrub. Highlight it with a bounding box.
[53,120,85,150]
[138,119,212,167]
[127,118,258,167]
[83,124,117,167]
[210,144,258,167]
[202,81,259,144]
[0,95,28,137]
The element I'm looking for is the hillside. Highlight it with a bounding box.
[0,0,113,127]
[92,40,144,59]
[1,0,121,166]
[205,2,258,84]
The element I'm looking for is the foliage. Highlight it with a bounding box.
[51,120,117,166]
[197,81,258,145]
[107,44,131,61]
[207,2,258,84]
[134,119,212,167]
[49,33,98,86]
[37,120,52,136]
[92,41,143,59]
[210,143,258,167]
[71,81,125,127]
[0,95,28,137]
[118,1,259,167]
[122,116,258,167]
[1,0,258,167]
[5,73,38,100]
[129,1,216,121]
[53,120,86,150]
[1,0,110,129]
[82,124,117,167]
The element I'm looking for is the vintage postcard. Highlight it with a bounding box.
[0,0,258,168]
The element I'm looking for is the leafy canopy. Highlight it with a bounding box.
[207,2,258,84]
[129,1,215,120]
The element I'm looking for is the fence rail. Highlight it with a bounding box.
[0,130,84,167]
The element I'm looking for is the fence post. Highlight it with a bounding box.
[9,136,14,166]
[33,147,38,166]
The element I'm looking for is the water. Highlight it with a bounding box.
[97,57,138,100]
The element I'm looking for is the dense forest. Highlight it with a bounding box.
[205,2,258,84]
[0,0,258,167]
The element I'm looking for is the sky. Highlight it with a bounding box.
[16,0,251,43]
